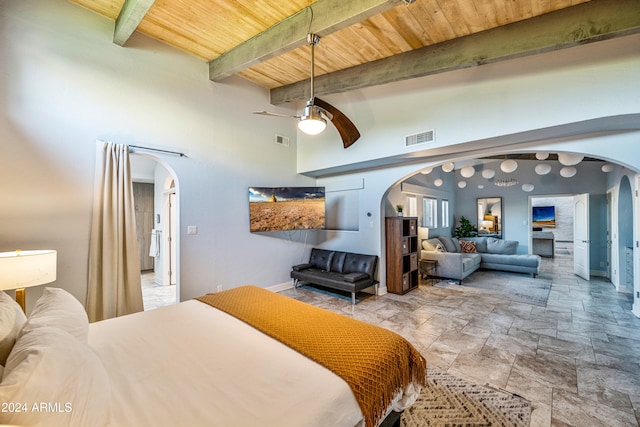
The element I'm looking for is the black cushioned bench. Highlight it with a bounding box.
[291,248,379,305]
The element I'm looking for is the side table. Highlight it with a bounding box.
[418,259,437,285]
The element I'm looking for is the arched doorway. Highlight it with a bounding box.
[130,153,180,310]
[379,153,632,293]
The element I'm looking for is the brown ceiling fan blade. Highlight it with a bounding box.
[314,98,361,148]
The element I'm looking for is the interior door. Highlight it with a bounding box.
[574,193,590,280]
[133,182,155,271]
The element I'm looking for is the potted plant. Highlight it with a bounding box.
[396,205,404,217]
[454,216,478,238]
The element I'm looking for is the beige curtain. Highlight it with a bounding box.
[87,141,143,322]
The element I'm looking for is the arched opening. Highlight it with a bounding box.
[130,153,180,310]
[379,152,634,302]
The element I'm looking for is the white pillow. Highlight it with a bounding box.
[0,326,112,427]
[20,287,89,343]
[0,291,27,366]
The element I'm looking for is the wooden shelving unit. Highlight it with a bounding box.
[385,217,419,295]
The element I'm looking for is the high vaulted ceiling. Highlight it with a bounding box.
[70,0,640,105]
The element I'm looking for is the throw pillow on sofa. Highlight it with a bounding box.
[460,240,477,253]
[422,238,444,252]
[437,236,460,253]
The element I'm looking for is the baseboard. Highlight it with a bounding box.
[633,301,640,318]
[267,281,295,293]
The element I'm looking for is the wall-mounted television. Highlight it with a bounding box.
[248,187,326,232]
[532,206,555,228]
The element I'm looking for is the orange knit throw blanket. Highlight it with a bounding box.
[197,286,426,427]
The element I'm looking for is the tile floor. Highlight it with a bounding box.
[280,250,640,427]
[141,271,177,310]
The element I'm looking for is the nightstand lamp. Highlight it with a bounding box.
[0,250,57,312]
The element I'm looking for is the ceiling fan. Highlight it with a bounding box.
[254,34,361,149]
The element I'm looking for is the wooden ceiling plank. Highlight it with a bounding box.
[470,0,499,27]
[208,0,409,82]
[270,0,640,104]
[113,0,156,46]
[385,5,437,47]
[413,0,457,42]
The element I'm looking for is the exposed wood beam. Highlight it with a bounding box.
[113,0,156,46]
[208,0,408,82]
[271,0,640,104]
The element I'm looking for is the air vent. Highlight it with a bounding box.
[274,134,290,147]
[405,129,434,147]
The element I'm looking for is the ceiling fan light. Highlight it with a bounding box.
[298,117,326,135]
[298,105,326,135]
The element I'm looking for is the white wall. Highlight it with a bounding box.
[0,0,316,310]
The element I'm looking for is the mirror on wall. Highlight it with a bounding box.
[477,197,502,238]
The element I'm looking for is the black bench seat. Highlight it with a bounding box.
[291,248,379,305]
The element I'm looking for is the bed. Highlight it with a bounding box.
[0,286,426,427]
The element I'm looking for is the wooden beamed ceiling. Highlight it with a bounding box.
[71,0,640,105]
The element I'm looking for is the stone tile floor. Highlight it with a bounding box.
[280,252,640,427]
[141,271,176,310]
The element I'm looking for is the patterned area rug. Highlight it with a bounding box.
[402,367,531,427]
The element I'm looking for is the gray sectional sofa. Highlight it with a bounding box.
[420,236,540,284]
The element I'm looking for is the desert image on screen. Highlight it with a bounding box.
[249,187,325,232]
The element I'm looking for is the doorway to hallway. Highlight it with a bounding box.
[130,154,180,310]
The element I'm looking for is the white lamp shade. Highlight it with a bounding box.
[441,162,455,173]
[522,183,535,192]
[481,169,495,179]
[558,153,584,166]
[0,250,57,290]
[535,152,549,160]
[500,159,518,173]
[460,166,475,178]
[433,178,443,187]
[298,117,326,135]
[560,166,577,178]
[457,181,467,188]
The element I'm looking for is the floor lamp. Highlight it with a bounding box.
[0,250,57,312]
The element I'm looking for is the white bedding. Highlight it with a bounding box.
[88,300,364,427]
